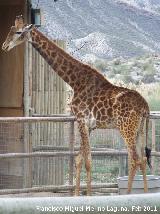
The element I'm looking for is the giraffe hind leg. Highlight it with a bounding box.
[127,166,137,194]
[128,157,148,194]
[140,157,148,193]
[136,119,148,193]
[127,152,139,194]
[120,125,142,193]
[120,129,140,193]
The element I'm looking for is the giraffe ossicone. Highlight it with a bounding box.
[2,15,151,195]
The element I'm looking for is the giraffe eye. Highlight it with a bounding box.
[16,32,22,35]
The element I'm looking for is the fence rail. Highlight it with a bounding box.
[0,150,160,159]
[0,116,75,122]
[0,183,118,195]
[0,112,158,121]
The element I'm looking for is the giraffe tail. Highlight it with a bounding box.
[145,116,152,169]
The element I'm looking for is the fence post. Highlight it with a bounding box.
[23,42,33,188]
[151,119,156,174]
[23,123,33,188]
[69,120,75,195]
[119,138,127,176]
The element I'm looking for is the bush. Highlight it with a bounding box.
[142,74,155,83]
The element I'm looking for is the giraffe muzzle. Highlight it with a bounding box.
[2,42,9,52]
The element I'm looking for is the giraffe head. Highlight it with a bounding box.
[2,15,33,52]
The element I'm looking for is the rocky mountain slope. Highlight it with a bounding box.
[116,0,160,14]
[32,0,160,60]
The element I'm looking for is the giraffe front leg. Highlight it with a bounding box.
[75,152,83,196]
[84,150,92,196]
[75,119,91,196]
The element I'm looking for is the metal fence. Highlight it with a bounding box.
[0,113,159,196]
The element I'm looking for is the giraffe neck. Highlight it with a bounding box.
[30,28,112,91]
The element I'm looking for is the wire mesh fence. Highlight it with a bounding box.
[0,114,159,196]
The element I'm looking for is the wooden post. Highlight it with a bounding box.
[69,120,75,195]
[23,42,33,188]
[119,137,127,176]
[151,119,156,174]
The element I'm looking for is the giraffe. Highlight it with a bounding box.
[2,16,151,195]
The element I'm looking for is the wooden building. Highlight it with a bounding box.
[0,0,27,117]
[0,0,67,189]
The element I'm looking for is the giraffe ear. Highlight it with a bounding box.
[15,24,33,36]
[28,24,34,30]
[22,24,34,33]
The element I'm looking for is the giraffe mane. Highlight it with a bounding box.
[33,27,111,85]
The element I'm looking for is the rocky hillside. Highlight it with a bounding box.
[32,0,160,60]
[116,0,160,14]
